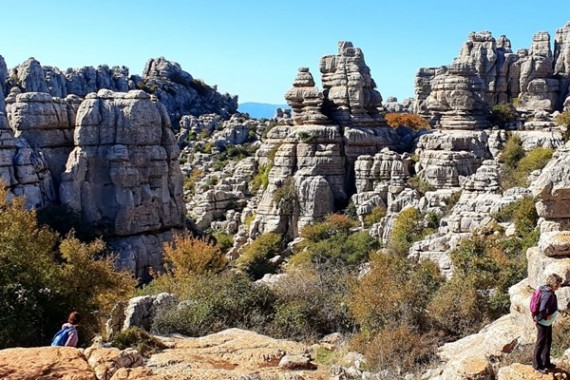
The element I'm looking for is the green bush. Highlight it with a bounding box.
[493,196,538,236]
[237,233,282,279]
[110,327,166,357]
[491,103,518,127]
[268,267,355,340]
[211,230,234,253]
[290,214,376,268]
[500,134,524,170]
[152,271,275,336]
[363,206,387,227]
[408,176,434,194]
[0,187,135,348]
[500,139,553,189]
[273,177,297,214]
[387,208,434,257]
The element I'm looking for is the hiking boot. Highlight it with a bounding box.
[536,368,549,375]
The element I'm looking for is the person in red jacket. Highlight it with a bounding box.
[532,273,563,374]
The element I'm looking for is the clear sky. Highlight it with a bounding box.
[1,1,569,104]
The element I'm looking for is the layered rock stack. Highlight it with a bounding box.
[320,41,383,128]
[555,22,570,109]
[416,21,570,117]
[424,63,490,130]
[59,90,186,276]
[6,90,81,188]
[10,58,131,99]
[249,41,398,238]
[141,57,238,122]
[0,111,54,208]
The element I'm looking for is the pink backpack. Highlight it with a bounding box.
[529,288,541,316]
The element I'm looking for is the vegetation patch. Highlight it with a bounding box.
[110,327,166,357]
[385,113,430,130]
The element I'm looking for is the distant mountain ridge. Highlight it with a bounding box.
[239,102,288,119]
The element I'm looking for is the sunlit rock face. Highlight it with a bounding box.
[416,22,570,116]
[0,109,54,208]
[6,91,81,189]
[60,90,185,276]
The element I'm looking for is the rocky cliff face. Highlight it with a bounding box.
[59,90,186,276]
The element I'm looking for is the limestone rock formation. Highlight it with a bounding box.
[454,31,515,105]
[0,56,7,111]
[429,142,570,378]
[142,57,238,122]
[417,22,570,119]
[320,41,383,128]
[6,91,81,189]
[284,67,328,125]
[59,90,186,276]
[0,109,54,208]
[145,328,328,379]
[424,63,491,129]
[415,130,492,188]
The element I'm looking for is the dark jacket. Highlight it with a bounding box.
[535,285,558,322]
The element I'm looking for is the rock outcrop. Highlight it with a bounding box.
[59,90,186,276]
[6,91,81,189]
[0,347,96,380]
[5,56,238,125]
[141,57,238,122]
[417,21,570,118]
[0,110,54,208]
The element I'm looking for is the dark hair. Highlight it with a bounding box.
[68,311,81,325]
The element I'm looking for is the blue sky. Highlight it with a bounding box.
[1,1,569,104]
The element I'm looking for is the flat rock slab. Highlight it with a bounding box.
[147,328,327,380]
[0,346,96,380]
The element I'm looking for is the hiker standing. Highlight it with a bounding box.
[51,311,81,347]
[532,273,563,374]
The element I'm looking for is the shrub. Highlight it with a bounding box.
[501,146,553,189]
[0,186,135,348]
[384,113,430,130]
[387,207,432,257]
[250,164,271,192]
[273,177,297,214]
[237,233,282,279]
[349,254,443,334]
[363,206,387,227]
[163,234,227,278]
[427,278,484,337]
[408,176,434,194]
[268,267,355,340]
[500,134,524,169]
[152,271,275,336]
[350,323,438,374]
[110,327,166,357]
[490,103,518,127]
[290,214,374,268]
[183,168,203,195]
[211,230,234,253]
[555,111,570,129]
